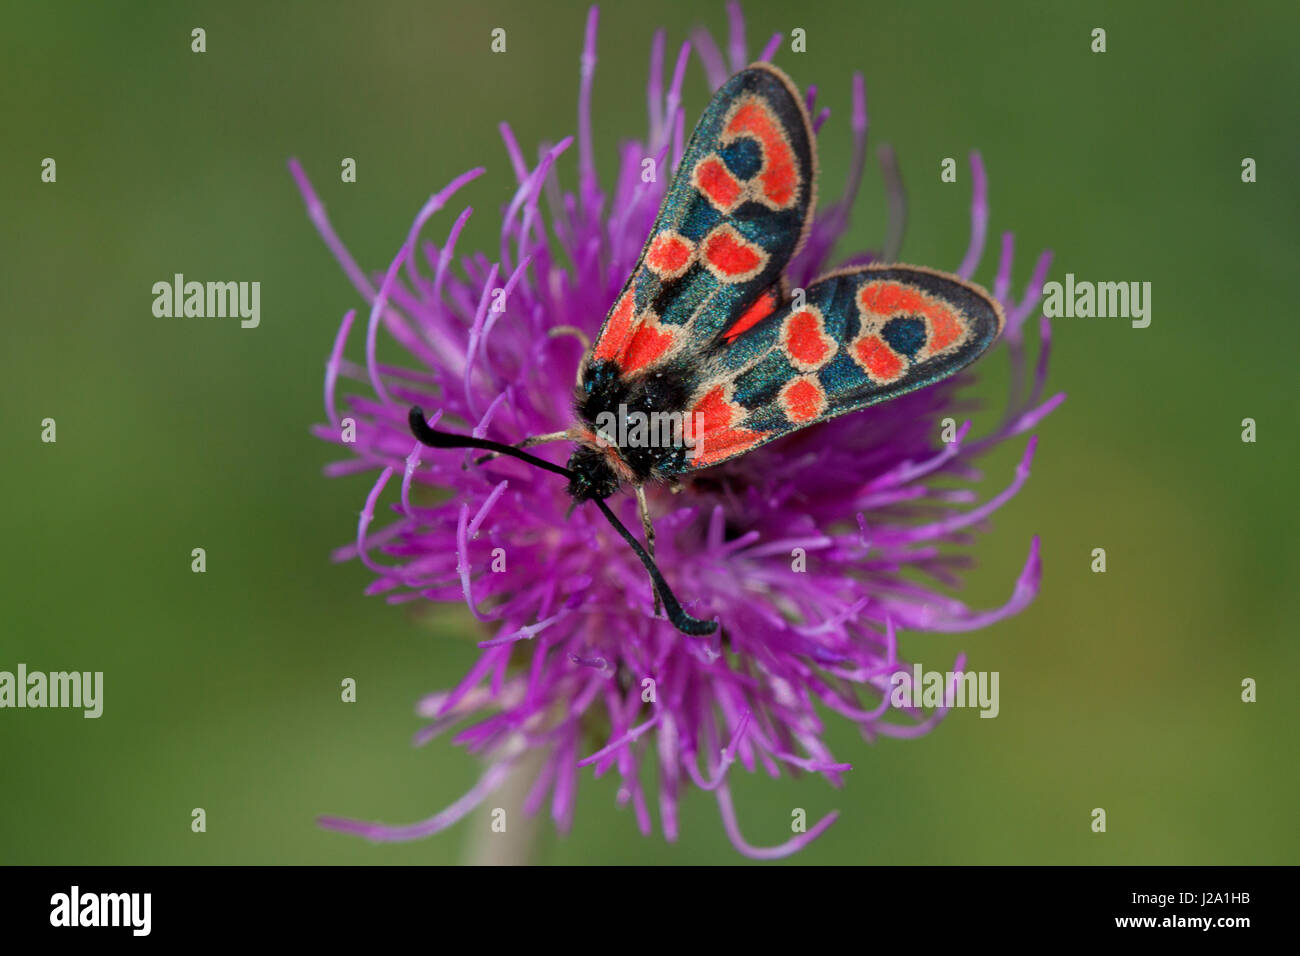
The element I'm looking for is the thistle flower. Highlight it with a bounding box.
[292,3,1063,859]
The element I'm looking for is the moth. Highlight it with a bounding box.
[410,63,1004,636]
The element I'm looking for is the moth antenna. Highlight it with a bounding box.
[407,405,718,637]
[407,407,573,480]
[588,496,718,636]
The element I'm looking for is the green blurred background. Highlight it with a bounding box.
[2,0,1297,865]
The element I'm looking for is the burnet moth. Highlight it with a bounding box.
[410,63,1005,636]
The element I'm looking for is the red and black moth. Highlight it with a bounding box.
[411,63,1005,636]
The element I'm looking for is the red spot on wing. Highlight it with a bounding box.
[725,99,798,208]
[621,318,675,373]
[721,289,778,343]
[780,377,826,423]
[859,280,967,357]
[702,227,767,281]
[761,156,798,208]
[693,155,743,211]
[923,307,963,354]
[685,384,763,466]
[645,232,695,279]
[854,334,905,383]
[859,282,925,316]
[783,308,834,369]
[592,288,636,364]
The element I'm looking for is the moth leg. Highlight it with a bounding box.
[636,484,662,617]
[548,325,592,387]
[472,430,571,466]
[547,325,591,350]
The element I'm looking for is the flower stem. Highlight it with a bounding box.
[461,749,545,866]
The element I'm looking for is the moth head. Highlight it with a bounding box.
[564,444,621,501]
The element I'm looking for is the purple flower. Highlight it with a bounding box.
[291,3,1063,858]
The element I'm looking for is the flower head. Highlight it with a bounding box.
[292,3,1062,858]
